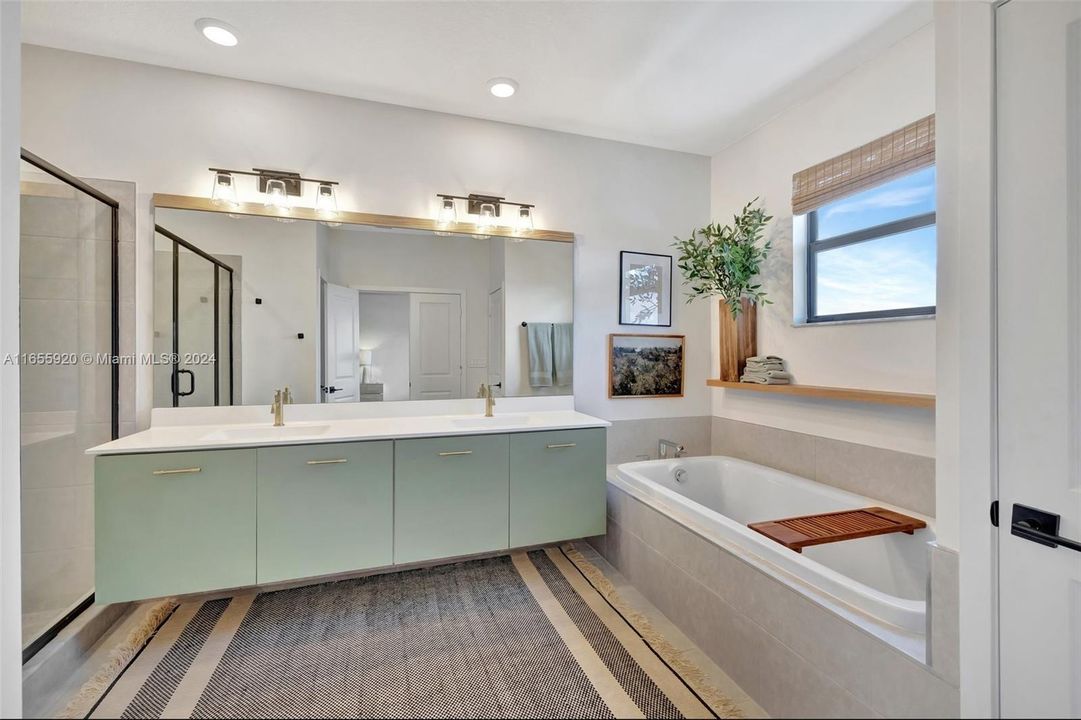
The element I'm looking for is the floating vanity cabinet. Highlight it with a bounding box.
[95,449,256,603]
[509,428,607,547]
[256,441,393,584]
[394,434,510,564]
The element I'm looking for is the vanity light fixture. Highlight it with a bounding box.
[487,77,518,98]
[315,183,341,226]
[263,178,297,223]
[515,205,534,234]
[476,203,497,230]
[264,178,290,210]
[473,203,497,240]
[434,192,538,238]
[207,168,341,222]
[195,18,239,47]
[210,171,239,208]
[437,195,458,225]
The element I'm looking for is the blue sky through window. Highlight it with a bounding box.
[812,166,936,317]
[817,165,936,239]
[816,226,936,316]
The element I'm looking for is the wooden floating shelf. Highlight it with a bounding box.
[749,506,928,553]
[706,379,935,409]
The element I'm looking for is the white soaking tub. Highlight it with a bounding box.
[611,456,934,633]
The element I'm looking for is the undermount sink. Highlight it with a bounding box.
[201,423,332,443]
[450,416,530,429]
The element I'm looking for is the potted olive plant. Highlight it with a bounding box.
[673,199,773,381]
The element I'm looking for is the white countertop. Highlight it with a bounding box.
[87,398,609,456]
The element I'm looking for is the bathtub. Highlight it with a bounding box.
[611,456,934,634]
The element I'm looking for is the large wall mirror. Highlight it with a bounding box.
[153,206,574,408]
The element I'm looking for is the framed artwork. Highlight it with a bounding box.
[608,333,685,398]
[619,251,673,327]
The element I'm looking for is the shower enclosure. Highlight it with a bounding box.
[19,150,118,660]
[153,226,236,407]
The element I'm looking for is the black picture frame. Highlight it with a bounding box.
[619,251,673,327]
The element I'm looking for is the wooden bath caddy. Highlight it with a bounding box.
[748,507,926,553]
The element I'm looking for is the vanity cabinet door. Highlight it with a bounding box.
[510,428,606,547]
[256,441,393,583]
[394,434,509,564]
[95,449,256,603]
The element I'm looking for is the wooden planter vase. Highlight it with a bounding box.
[718,298,757,382]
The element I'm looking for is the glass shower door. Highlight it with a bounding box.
[175,244,216,406]
[154,226,235,407]
[19,152,118,654]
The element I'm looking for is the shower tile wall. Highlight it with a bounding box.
[20,172,135,645]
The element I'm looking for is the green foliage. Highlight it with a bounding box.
[673,198,773,318]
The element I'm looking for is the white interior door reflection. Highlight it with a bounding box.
[409,292,464,400]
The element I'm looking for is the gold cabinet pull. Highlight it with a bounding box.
[546,443,577,449]
[438,450,473,457]
[307,458,348,465]
[152,467,202,476]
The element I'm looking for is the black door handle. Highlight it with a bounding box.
[1011,504,1081,553]
[322,385,340,394]
[177,369,195,397]
[171,369,195,397]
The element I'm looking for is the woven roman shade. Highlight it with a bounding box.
[792,114,935,215]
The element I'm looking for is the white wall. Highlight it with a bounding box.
[935,0,996,715]
[357,292,410,401]
[708,24,936,457]
[0,4,19,715]
[21,45,712,427]
[155,209,319,404]
[503,240,574,396]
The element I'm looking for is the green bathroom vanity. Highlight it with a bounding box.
[93,423,606,603]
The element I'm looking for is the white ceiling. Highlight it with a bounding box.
[21,1,933,155]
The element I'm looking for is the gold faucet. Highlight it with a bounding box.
[478,383,496,417]
[271,389,285,427]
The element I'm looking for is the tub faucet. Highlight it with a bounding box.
[659,439,685,459]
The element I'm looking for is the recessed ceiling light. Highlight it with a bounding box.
[487,78,518,99]
[196,18,239,47]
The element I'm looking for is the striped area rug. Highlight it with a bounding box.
[88,547,739,719]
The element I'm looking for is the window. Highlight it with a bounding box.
[805,165,936,323]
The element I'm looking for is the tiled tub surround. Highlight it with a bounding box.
[712,416,936,517]
[592,462,959,718]
[606,416,712,463]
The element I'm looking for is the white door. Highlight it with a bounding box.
[409,292,462,400]
[322,283,359,403]
[997,2,1081,716]
[487,287,505,394]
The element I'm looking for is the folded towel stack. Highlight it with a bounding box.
[741,355,792,385]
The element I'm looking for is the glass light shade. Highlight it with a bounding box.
[211,171,238,208]
[316,183,338,217]
[437,197,457,225]
[264,178,289,210]
[476,202,497,230]
[516,206,534,233]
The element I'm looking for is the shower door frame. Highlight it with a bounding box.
[155,225,236,407]
[19,149,120,663]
